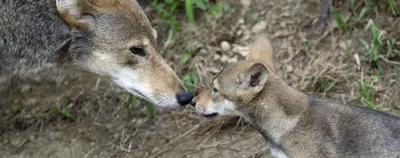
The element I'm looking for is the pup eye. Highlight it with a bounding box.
[212,88,218,93]
[129,47,146,56]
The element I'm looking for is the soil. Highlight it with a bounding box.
[1,0,399,158]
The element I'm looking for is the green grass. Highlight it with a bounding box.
[145,101,156,119]
[330,0,399,111]
[128,94,156,119]
[14,104,24,113]
[397,71,400,86]
[48,108,77,121]
[332,7,347,33]
[128,94,137,112]
[356,76,390,112]
[152,0,228,48]
[182,69,199,93]
[181,49,197,64]
[311,76,337,97]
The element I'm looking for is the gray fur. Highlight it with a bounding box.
[242,80,400,157]
[0,0,92,82]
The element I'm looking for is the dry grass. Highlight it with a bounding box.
[0,0,399,157]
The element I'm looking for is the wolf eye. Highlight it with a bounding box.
[130,47,146,56]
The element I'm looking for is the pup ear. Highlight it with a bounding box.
[246,34,276,72]
[239,63,268,88]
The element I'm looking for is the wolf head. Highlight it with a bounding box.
[57,0,193,108]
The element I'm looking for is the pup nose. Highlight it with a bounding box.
[190,100,196,107]
[176,92,194,106]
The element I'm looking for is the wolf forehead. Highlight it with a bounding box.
[77,0,156,42]
[94,14,154,42]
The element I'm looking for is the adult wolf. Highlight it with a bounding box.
[0,0,193,107]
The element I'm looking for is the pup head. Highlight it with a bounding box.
[191,34,275,117]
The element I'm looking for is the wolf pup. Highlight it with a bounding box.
[191,34,400,157]
[0,0,193,107]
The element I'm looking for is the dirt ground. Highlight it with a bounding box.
[1,0,399,158]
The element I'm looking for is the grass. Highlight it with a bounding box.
[330,0,400,111]
[48,108,77,121]
[128,94,156,119]
[14,104,24,113]
[182,69,199,93]
[152,0,228,48]
[397,71,400,86]
[356,75,390,112]
[311,76,337,97]
[181,49,197,64]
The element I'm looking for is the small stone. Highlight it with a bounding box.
[220,41,231,51]
[220,55,229,62]
[238,18,245,24]
[29,135,35,141]
[286,65,294,72]
[208,67,220,74]
[199,49,207,55]
[135,119,144,126]
[71,139,77,143]
[90,142,96,146]
[227,56,238,63]
[152,147,160,153]
[10,138,21,146]
[236,29,243,36]
[280,22,286,28]
[252,21,267,33]
[232,45,250,57]
[25,98,37,106]
[20,85,31,93]
[281,11,290,18]
[213,54,221,60]
[240,0,251,7]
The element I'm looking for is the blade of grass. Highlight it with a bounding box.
[145,101,155,119]
[331,7,347,32]
[128,94,137,112]
[185,0,195,23]
[14,105,24,112]
[387,0,397,15]
[62,110,77,121]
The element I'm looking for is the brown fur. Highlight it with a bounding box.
[192,34,400,157]
[1,0,192,107]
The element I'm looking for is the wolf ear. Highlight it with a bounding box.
[246,34,276,72]
[239,63,268,89]
[56,0,103,29]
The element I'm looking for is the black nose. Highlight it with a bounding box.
[176,92,194,106]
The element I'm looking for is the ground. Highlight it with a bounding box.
[1,0,399,158]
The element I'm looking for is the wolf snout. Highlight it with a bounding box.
[176,92,194,106]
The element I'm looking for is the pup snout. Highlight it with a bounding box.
[190,99,196,107]
[176,92,194,106]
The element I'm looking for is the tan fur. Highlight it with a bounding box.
[57,6,89,29]
[192,34,400,157]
